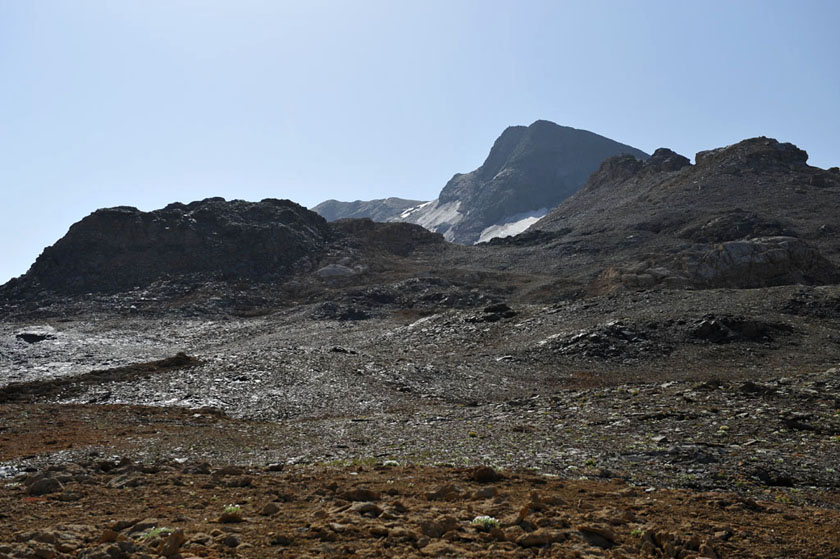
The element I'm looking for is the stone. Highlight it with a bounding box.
[426,484,463,501]
[421,541,458,556]
[158,529,185,557]
[218,509,244,523]
[260,502,281,516]
[388,527,419,543]
[27,477,63,496]
[341,487,379,501]
[576,524,617,549]
[348,502,382,517]
[516,529,563,547]
[128,519,160,535]
[474,487,498,500]
[420,515,458,538]
[221,534,240,548]
[699,542,720,558]
[471,466,501,483]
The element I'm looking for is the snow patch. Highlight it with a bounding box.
[393,199,464,240]
[476,208,549,244]
[399,200,433,219]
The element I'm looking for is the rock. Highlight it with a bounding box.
[470,466,502,483]
[57,490,85,502]
[474,487,498,500]
[222,476,252,488]
[182,462,211,475]
[27,477,63,496]
[218,509,244,523]
[388,527,419,543]
[341,487,379,501]
[106,474,144,489]
[516,529,564,547]
[127,519,160,535]
[645,147,691,173]
[421,540,458,556]
[158,529,185,557]
[369,525,390,538]
[260,503,281,516]
[79,541,140,559]
[108,520,138,532]
[699,542,720,558]
[317,264,356,278]
[689,236,838,289]
[420,515,458,538]
[576,524,616,549]
[213,465,245,477]
[221,534,240,548]
[484,303,513,314]
[268,533,292,546]
[16,332,54,344]
[426,484,463,501]
[348,502,382,517]
[98,529,120,544]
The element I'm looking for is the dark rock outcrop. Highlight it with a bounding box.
[8,198,333,295]
[529,136,840,292]
[695,137,809,172]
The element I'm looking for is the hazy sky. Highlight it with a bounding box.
[1,1,838,284]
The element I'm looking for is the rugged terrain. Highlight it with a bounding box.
[2,135,839,557]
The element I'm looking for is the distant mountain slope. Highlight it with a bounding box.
[524,138,840,292]
[312,197,424,222]
[313,120,648,244]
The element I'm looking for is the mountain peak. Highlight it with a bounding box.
[312,120,648,244]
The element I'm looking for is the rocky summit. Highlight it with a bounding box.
[1,134,840,558]
[314,120,648,244]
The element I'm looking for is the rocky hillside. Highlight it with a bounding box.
[312,197,424,222]
[0,197,451,305]
[524,138,840,293]
[2,198,334,295]
[314,120,647,244]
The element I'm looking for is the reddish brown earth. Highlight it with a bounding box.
[1,404,839,559]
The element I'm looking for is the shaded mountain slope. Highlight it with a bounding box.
[418,120,648,244]
[520,138,840,293]
[312,197,424,222]
[314,120,648,244]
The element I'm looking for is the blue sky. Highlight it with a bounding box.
[1,0,838,284]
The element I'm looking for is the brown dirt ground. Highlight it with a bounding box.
[1,404,839,558]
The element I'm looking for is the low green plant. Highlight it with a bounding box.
[223,505,241,514]
[471,516,500,530]
[630,528,644,537]
[141,527,172,540]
